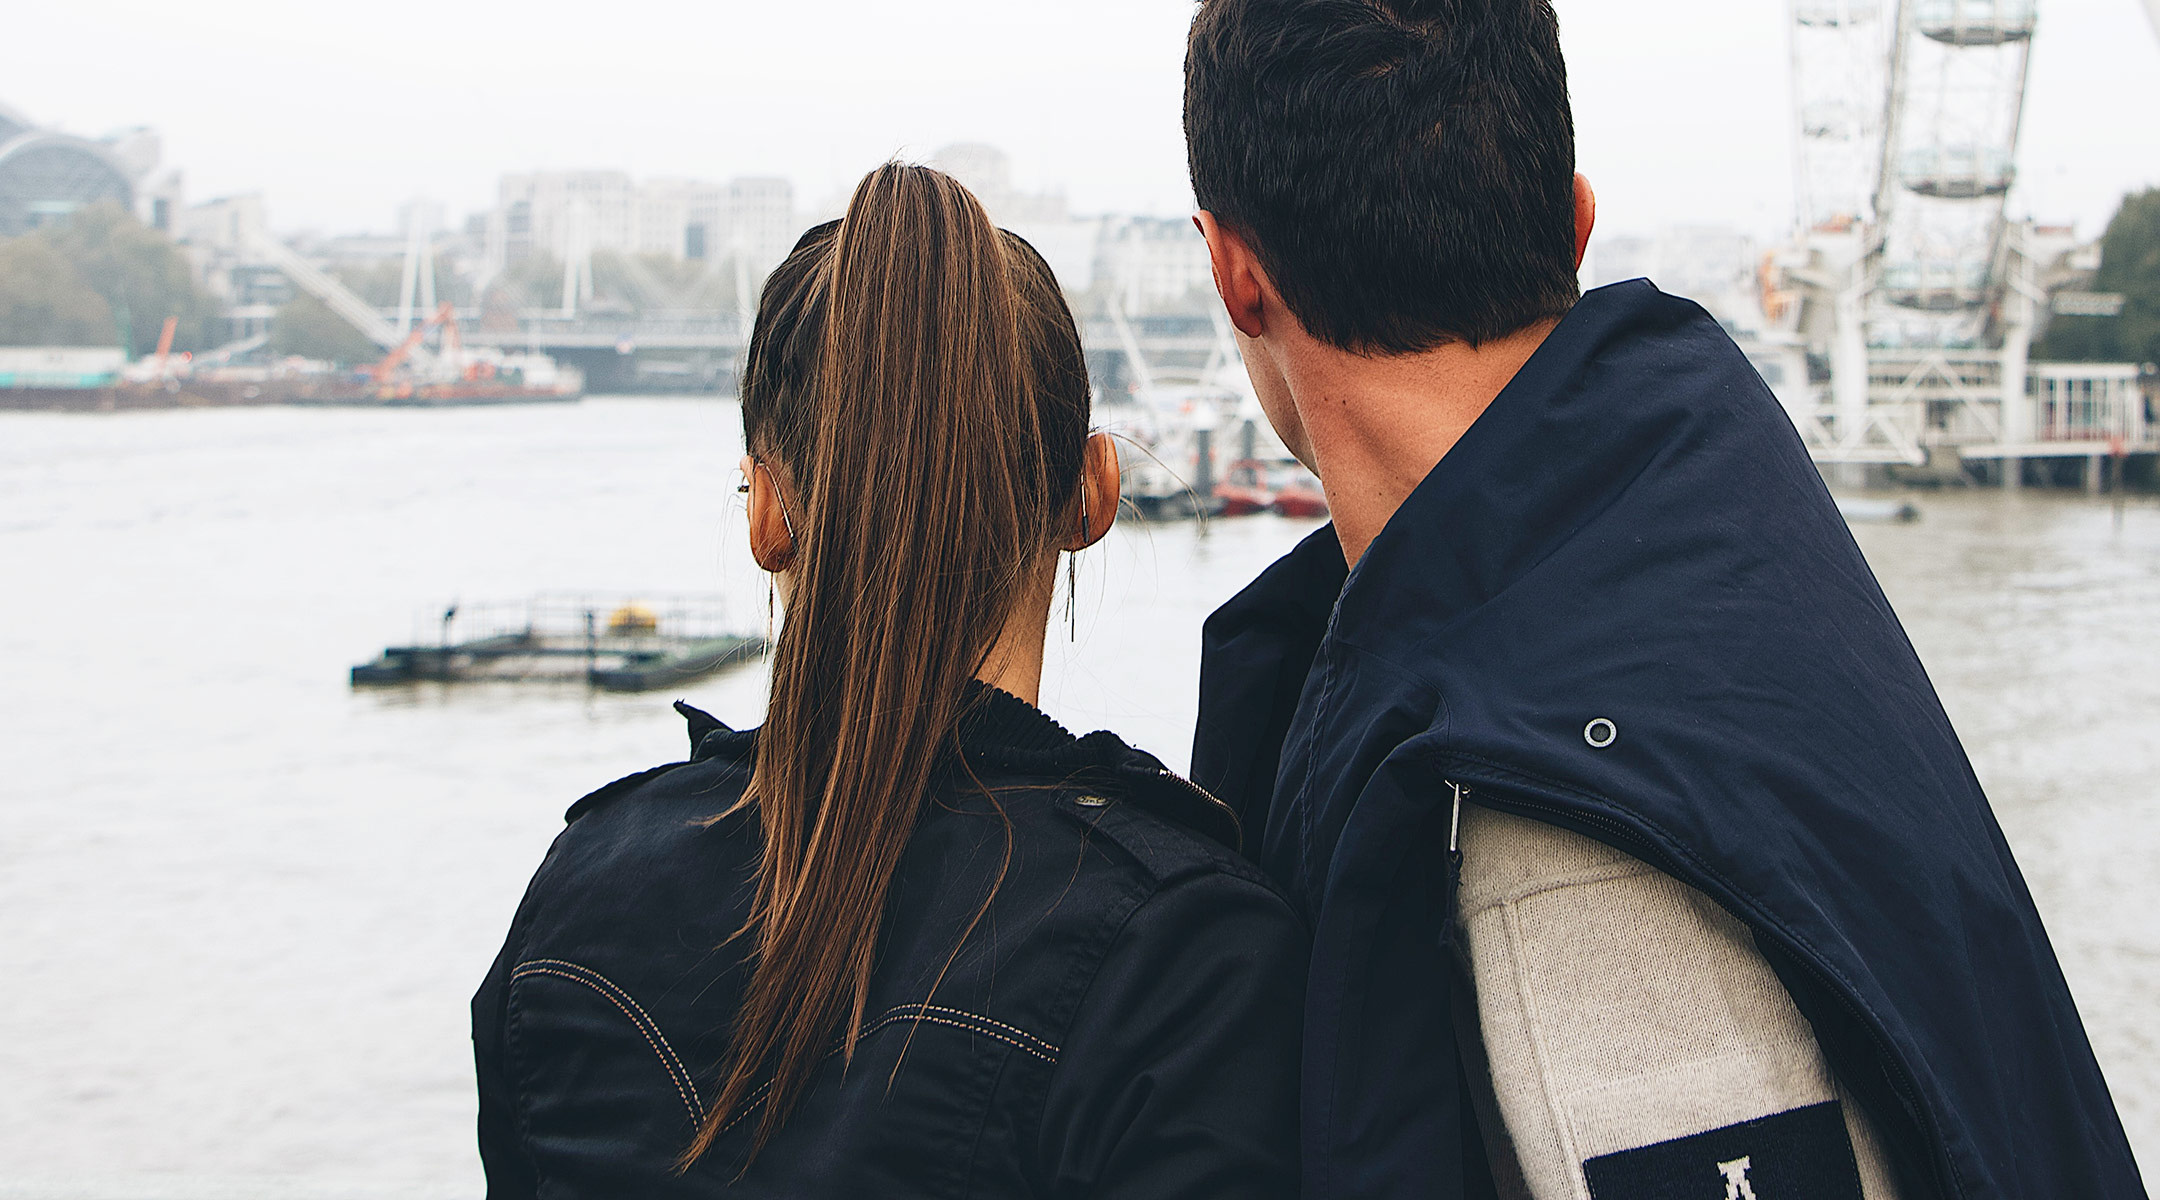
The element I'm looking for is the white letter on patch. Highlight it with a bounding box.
[1717,1157,1758,1200]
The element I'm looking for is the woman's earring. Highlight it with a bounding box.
[766,576,776,646]
[1067,489,1089,642]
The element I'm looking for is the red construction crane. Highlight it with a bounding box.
[151,315,179,378]
[370,302,458,382]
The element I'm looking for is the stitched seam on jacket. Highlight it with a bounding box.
[1303,646,1340,1200]
[710,1003,1062,1140]
[512,963,705,1125]
[518,956,702,1109]
[519,957,703,1103]
[879,1009,1059,1063]
[498,930,548,1177]
[915,1004,1059,1058]
[958,1027,1019,1200]
[1016,877,1150,1191]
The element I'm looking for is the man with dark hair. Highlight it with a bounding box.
[1184,2,2146,1199]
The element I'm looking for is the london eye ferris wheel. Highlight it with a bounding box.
[1792,0,2039,349]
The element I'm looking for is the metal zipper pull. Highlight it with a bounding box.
[1448,780,1466,856]
[1440,780,1470,956]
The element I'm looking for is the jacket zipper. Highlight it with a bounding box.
[1441,771,1955,1200]
[1448,780,1466,866]
[1440,781,1468,957]
[1157,767,1240,824]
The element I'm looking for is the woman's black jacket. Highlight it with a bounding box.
[473,687,1306,1198]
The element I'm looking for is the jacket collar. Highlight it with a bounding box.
[955,681,1084,758]
[681,683,1091,762]
[1195,280,1700,676]
[1333,279,1702,640]
[677,683,1242,848]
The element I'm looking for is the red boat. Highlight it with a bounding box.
[1271,477,1329,519]
[1216,481,1274,516]
[1214,457,1276,516]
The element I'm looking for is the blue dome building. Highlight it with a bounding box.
[0,102,138,238]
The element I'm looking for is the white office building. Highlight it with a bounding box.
[1096,216,1215,314]
[495,170,797,275]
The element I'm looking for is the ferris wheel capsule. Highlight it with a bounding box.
[1880,260,1992,311]
[1916,0,2037,46]
[1899,144,2017,199]
[1794,0,1882,27]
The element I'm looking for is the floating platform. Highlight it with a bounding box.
[351,595,765,692]
[0,376,582,412]
[1835,496,1922,524]
[0,379,295,412]
[285,380,582,408]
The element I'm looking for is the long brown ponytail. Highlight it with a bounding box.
[685,164,1089,1166]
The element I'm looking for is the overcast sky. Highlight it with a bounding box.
[9,0,2157,242]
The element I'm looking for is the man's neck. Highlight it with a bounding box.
[1287,318,1560,567]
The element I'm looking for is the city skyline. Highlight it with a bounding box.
[9,0,2158,243]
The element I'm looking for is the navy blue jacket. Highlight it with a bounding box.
[1192,281,2145,1200]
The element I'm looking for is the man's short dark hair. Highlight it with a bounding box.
[1185,0,1580,352]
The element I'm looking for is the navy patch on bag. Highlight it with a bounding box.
[1582,1101,1862,1199]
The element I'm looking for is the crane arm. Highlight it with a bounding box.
[370,302,455,381]
[152,315,178,378]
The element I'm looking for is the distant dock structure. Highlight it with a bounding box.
[351,595,764,692]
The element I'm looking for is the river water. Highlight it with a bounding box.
[0,397,2152,1195]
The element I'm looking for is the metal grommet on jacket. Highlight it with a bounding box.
[1584,718,1618,749]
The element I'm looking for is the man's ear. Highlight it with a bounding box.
[1572,173,1597,271]
[1060,432,1119,552]
[1195,212,1269,340]
[742,454,797,572]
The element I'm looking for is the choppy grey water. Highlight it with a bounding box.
[1,397,2152,1194]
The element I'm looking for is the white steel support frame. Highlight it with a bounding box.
[1785,0,2044,467]
[1833,262,1885,457]
[244,232,406,351]
[396,219,438,338]
[560,202,595,319]
[1995,224,2040,481]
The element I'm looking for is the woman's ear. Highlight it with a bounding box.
[1062,432,1119,552]
[742,454,797,572]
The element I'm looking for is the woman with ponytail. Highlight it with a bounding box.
[472,164,1304,1198]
